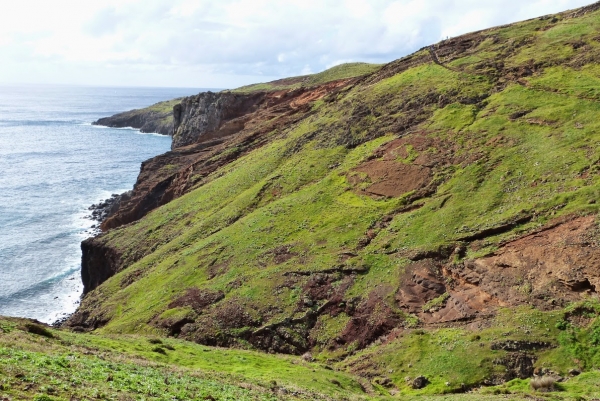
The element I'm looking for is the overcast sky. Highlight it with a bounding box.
[0,0,592,89]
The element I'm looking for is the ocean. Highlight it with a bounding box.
[0,85,207,323]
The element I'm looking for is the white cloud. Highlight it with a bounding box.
[0,0,593,88]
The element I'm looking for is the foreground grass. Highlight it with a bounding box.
[0,317,364,401]
[3,306,600,400]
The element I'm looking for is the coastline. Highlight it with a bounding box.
[0,85,190,325]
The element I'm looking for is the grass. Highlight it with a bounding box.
[0,317,364,400]
[340,302,600,398]
[4,306,600,400]
[231,63,382,93]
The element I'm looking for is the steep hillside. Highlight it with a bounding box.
[65,2,600,396]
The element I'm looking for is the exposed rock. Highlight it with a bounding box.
[80,236,123,294]
[491,340,554,352]
[93,100,179,135]
[87,191,132,227]
[101,80,353,232]
[394,216,600,326]
[167,288,225,313]
[172,91,265,149]
[373,377,394,388]
[494,353,535,380]
[411,376,429,389]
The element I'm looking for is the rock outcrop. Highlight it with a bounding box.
[172,91,266,149]
[80,236,123,294]
[93,99,180,135]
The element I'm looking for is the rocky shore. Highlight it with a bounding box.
[85,191,132,232]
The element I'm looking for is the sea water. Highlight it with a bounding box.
[0,84,206,323]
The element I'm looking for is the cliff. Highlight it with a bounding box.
[92,98,180,135]
[171,91,265,149]
[66,2,600,396]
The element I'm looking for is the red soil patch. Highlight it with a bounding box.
[350,133,461,198]
[338,285,402,348]
[396,215,600,326]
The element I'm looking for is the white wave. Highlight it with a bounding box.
[89,123,169,137]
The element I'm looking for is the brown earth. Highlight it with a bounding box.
[349,133,463,198]
[168,288,225,313]
[395,215,600,328]
[120,213,600,355]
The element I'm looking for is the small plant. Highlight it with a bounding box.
[555,320,569,330]
[23,323,54,338]
[530,376,556,392]
[422,293,450,313]
[33,395,55,401]
[151,346,167,355]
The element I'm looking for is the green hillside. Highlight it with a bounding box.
[17,2,600,399]
[230,62,382,93]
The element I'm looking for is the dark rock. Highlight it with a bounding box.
[412,376,429,389]
[491,340,554,352]
[87,191,132,230]
[172,91,266,149]
[374,377,394,388]
[93,100,178,136]
[80,236,122,294]
[494,353,535,380]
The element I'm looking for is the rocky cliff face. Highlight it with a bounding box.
[80,236,123,294]
[93,99,179,135]
[172,91,265,149]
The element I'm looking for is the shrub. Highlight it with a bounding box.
[24,323,54,338]
[530,376,556,392]
[555,320,569,330]
[152,346,167,355]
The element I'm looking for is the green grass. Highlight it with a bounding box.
[0,317,365,400]
[340,302,600,398]
[4,305,600,400]
[231,63,382,93]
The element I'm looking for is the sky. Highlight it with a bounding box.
[0,0,593,89]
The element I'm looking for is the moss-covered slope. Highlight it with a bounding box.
[64,1,600,396]
[230,62,383,94]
